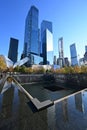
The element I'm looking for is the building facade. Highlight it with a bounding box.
[23,6,42,66]
[70,43,78,66]
[58,37,65,67]
[84,45,87,63]
[41,20,53,65]
[53,55,57,65]
[8,37,18,63]
[64,57,70,66]
[85,46,87,53]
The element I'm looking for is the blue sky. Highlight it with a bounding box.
[0,0,87,61]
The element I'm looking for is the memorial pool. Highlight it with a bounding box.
[0,81,87,130]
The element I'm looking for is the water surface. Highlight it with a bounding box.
[0,83,87,130]
[22,83,76,102]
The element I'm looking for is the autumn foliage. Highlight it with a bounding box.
[0,56,87,74]
[54,66,84,74]
[0,56,7,72]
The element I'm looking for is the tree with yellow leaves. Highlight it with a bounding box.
[0,56,7,72]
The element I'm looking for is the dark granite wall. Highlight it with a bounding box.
[13,73,87,89]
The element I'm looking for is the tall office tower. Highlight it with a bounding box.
[23,6,42,65]
[53,55,57,65]
[58,37,64,67]
[84,45,87,62]
[70,43,78,66]
[41,20,53,65]
[8,38,18,63]
[85,46,87,53]
[64,57,69,66]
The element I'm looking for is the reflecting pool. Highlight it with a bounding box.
[0,82,87,130]
[22,83,76,102]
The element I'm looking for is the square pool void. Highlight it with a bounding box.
[22,82,76,105]
[44,85,64,91]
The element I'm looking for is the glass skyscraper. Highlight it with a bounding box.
[85,46,87,53]
[58,37,65,67]
[41,20,53,65]
[23,6,42,65]
[84,46,87,63]
[8,37,18,63]
[70,43,78,66]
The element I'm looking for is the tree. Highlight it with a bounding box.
[0,56,7,72]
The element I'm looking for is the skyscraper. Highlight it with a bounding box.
[8,37,18,63]
[41,20,53,65]
[58,37,64,67]
[84,45,87,63]
[23,6,42,66]
[64,57,69,66]
[70,43,78,66]
[85,45,87,53]
[53,56,57,65]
